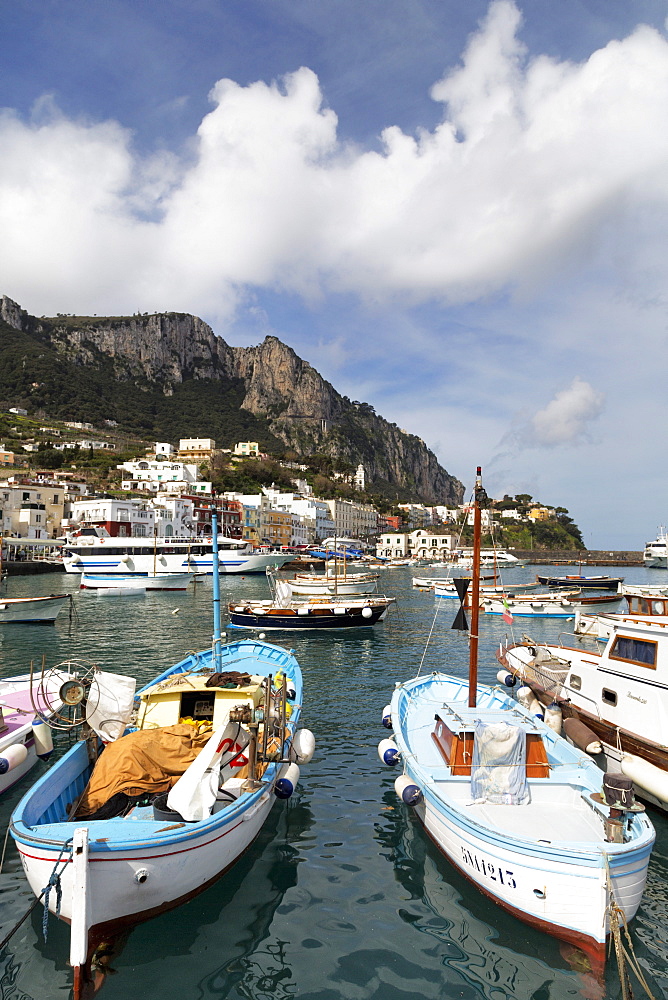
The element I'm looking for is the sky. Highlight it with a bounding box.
[1,0,668,549]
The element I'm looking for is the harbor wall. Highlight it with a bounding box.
[511,550,644,566]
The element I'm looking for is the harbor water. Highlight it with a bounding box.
[1,563,667,1000]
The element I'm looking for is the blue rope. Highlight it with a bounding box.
[40,841,72,943]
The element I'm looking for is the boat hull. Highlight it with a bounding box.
[0,594,69,624]
[229,605,389,629]
[387,673,654,961]
[15,789,276,934]
[80,573,192,591]
[413,792,647,961]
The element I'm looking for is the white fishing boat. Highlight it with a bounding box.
[288,569,379,596]
[483,591,622,619]
[500,613,668,813]
[0,670,69,796]
[643,526,668,568]
[10,516,315,999]
[378,468,655,966]
[80,572,193,591]
[0,593,70,624]
[62,532,293,576]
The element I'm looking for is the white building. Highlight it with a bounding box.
[325,498,378,541]
[154,442,175,457]
[117,459,212,494]
[0,482,66,539]
[354,464,366,490]
[68,495,197,538]
[377,529,455,560]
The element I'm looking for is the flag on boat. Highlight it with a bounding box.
[502,598,513,624]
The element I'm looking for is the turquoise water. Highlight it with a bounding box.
[1,564,667,1000]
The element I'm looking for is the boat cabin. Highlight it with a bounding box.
[432,706,550,778]
[136,671,266,730]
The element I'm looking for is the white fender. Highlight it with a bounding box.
[543,702,562,734]
[381,704,392,729]
[378,738,400,767]
[0,743,29,774]
[496,669,516,688]
[516,685,533,708]
[394,773,423,806]
[289,729,315,764]
[32,718,54,760]
[275,762,300,799]
[621,753,668,805]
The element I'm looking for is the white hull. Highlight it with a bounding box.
[81,573,192,591]
[415,792,645,951]
[289,575,378,596]
[0,594,69,623]
[63,538,293,575]
[17,789,276,931]
[384,673,654,960]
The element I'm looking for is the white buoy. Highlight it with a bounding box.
[543,702,562,734]
[32,718,54,760]
[381,704,392,729]
[361,607,373,618]
[289,729,315,764]
[297,606,309,616]
[496,669,516,687]
[516,685,533,708]
[621,753,668,805]
[378,738,400,766]
[275,762,300,798]
[0,743,29,774]
[394,773,423,806]
[528,697,544,720]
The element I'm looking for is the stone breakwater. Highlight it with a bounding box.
[511,549,644,566]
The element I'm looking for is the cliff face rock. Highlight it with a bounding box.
[2,297,463,504]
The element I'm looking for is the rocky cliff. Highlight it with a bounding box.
[0,296,463,504]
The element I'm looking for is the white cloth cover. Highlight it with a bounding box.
[470,721,530,805]
[167,721,250,821]
[275,580,293,608]
[86,671,137,742]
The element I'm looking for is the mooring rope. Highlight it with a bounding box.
[0,839,73,951]
[604,854,657,1000]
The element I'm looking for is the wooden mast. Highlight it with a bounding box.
[468,466,483,708]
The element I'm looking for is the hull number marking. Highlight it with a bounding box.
[461,847,517,888]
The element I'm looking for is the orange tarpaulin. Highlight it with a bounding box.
[75,724,212,817]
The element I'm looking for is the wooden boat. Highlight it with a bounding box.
[378,468,654,965]
[535,574,623,590]
[288,568,379,596]
[0,593,70,624]
[500,613,668,813]
[0,670,69,795]
[229,594,394,629]
[9,516,315,998]
[484,591,622,619]
[80,572,193,591]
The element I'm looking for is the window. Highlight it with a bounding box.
[569,674,582,691]
[602,688,618,706]
[53,495,59,503]
[609,635,657,669]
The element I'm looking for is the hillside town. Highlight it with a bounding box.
[1,427,567,560]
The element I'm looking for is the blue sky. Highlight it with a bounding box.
[2,0,668,549]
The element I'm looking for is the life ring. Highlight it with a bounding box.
[100,538,105,544]
[216,737,248,767]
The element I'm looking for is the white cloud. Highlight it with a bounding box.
[2,1,668,319]
[515,376,605,448]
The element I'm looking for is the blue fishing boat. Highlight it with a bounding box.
[9,516,315,999]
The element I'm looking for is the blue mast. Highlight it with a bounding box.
[211,512,222,671]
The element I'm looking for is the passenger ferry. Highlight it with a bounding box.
[62,530,293,575]
[643,526,668,568]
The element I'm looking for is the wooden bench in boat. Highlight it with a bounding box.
[432,707,550,778]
